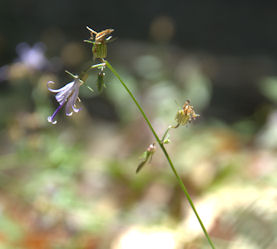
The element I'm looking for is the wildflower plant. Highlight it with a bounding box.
[47,27,216,249]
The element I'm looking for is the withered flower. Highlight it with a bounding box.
[85,26,114,60]
[175,100,199,126]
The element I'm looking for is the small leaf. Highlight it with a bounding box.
[136,160,147,174]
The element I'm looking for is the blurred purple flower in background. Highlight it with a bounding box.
[0,42,53,82]
[47,78,82,124]
[16,42,49,70]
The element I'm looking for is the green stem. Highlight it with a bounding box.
[104,59,216,249]
[161,125,172,142]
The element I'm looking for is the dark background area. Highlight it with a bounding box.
[2,0,277,59]
[2,0,277,123]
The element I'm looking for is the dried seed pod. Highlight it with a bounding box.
[86,27,114,60]
[175,100,199,126]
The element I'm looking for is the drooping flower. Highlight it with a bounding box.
[47,77,82,124]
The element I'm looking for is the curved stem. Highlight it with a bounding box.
[104,60,216,249]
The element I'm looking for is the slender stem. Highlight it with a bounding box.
[104,59,216,249]
[161,125,172,142]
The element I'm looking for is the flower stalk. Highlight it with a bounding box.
[104,59,216,249]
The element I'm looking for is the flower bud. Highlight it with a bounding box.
[136,143,156,173]
[163,138,171,144]
[97,69,105,92]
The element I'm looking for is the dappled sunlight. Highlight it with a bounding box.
[1,2,277,248]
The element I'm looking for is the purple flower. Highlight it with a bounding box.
[16,42,49,70]
[47,78,82,124]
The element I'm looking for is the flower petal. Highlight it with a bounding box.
[72,104,81,113]
[47,81,64,93]
[65,90,79,116]
[65,101,73,116]
[48,116,57,124]
[48,104,63,124]
[70,87,81,112]
[55,82,74,105]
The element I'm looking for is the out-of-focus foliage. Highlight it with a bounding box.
[1,14,277,249]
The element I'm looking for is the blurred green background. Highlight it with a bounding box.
[1,1,277,248]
